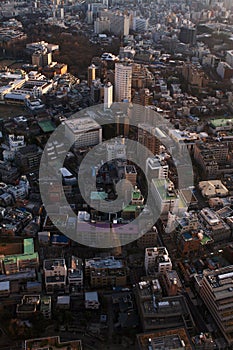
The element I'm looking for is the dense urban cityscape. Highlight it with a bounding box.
[0,0,233,349]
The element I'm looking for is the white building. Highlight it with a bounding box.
[104,81,113,109]
[94,17,110,34]
[226,50,233,68]
[146,155,169,182]
[106,138,126,161]
[9,134,25,152]
[151,178,185,216]
[64,116,102,149]
[145,247,172,274]
[43,259,67,294]
[115,63,132,102]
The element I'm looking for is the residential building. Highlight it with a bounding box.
[124,165,137,187]
[163,270,182,296]
[43,259,67,294]
[15,145,42,173]
[16,295,40,318]
[114,62,132,102]
[145,247,172,275]
[137,227,158,249]
[88,64,96,87]
[106,138,126,161]
[40,296,51,319]
[85,256,127,288]
[68,256,83,289]
[104,81,113,109]
[138,124,163,157]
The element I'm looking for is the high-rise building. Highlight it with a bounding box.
[94,17,110,34]
[226,50,233,68]
[110,13,130,36]
[104,81,113,109]
[115,62,132,102]
[138,124,161,156]
[88,64,96,87]
[199,266,233,346]
[179,26,196,45]
[32,49,52,67]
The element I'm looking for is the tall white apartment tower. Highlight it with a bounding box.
[114,63,132,102]
[104,82,113,109]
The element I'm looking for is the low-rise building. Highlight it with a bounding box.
[43,259,67,294]
[135,279,194,332]
[85,256,127,288]
[24,336,82,350]
[145,247,172,275]
[85,291,100,309]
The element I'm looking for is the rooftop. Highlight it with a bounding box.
[137,328,192,350]
[64,116,101,133]
[85,256,123,270]
[38,120,56,133]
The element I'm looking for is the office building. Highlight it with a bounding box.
[226,50,233,68]
[114,62,132,102]
[146,155,169,182]
[94,17,110,34]
[137,328,192,350]
[135,280,194,332]
[64,116,102,149]
[151,178,185,217]
[110,13,130,36]
[179,26,196,45]
[199,266,233,346]
[133,17,148,33]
